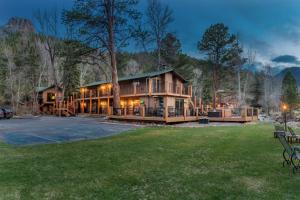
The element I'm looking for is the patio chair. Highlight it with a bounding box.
[277,133,300,173]
[273,124,285,138]
[288,126,300,144]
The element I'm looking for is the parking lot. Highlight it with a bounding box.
[0,117,140,146]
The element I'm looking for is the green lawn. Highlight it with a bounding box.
[0,123,300,199]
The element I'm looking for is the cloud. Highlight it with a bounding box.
[272,55,300,64]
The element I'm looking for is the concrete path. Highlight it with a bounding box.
[0,116,141,146]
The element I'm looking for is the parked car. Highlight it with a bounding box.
[0,109,4,119]
[1,108,13,119]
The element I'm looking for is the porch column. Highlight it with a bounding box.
[149,78,152,95]
[97,89,100,114]
[89,90,92,114]
[81,89,84,113]
[164,97,168,121]
[107,98,110,115]
[180,83,183,95]
[142,106,145,117]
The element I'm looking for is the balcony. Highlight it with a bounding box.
[78,81,192,99]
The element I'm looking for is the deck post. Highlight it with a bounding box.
[164,96,168,122]
[97,89,100,114]
[107,98,110,115]
[124,106,127,116]
[184,108,186,120]
[142,106,145,117]
[180,83,183,95]
[133,83,137,95]
[149,78,152,95]
[89,90,92,114]
[81,89,84,113]
[188,85,192,96]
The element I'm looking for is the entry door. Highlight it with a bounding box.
[175,99,184,116]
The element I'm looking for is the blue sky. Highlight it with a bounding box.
[1,0,300,66]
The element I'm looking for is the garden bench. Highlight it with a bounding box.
[288,126,300,143]
[274,124,285,138]
[277,133,300,173]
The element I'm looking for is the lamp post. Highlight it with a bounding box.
[282,103,288,131]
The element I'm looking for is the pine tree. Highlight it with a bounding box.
[250,72,263,107]
[282,70,299,111]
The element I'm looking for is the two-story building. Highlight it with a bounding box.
[75,68,196,123]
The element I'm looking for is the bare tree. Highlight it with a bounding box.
[146,0,173,69]
[34,8,63,87]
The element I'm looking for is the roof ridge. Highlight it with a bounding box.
[82,67,178,87]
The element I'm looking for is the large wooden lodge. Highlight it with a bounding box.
[37,68,258,123]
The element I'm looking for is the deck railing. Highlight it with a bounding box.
[78,82,192,99]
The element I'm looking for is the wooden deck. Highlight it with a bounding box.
[208,116,258,123]
[109,115,257,123]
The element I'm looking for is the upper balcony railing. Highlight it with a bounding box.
[79,81,192,98]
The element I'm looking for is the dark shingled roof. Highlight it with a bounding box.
[83,67,186,88]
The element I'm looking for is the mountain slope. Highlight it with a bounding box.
[275,67,300,87]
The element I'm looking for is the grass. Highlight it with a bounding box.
[0,123,300,199]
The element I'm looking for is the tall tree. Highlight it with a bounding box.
[146,0,173,69]
[282,70,299,112]
[161,32,181,65]
[250,72,263,107]
[63,0,140,112]
[34,8,63,87]
[263,65,273,115]
[223,38,246,105]
[198,23,236,108]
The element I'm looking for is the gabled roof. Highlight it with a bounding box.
[35,86,54,93]
[35,85,62,93]
[83,67,186,88]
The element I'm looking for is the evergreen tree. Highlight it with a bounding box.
[250,72,263,107]
[197,23,236,108]
[282,70,299,111]
[161,33,181,65]
[60,40,82,98]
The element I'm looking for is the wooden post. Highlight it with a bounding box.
[188,85,192,96]
[97,89,100,114]
[89,90,92,114]
[142,106,145,117]
[133,83,137,95]
[180,83,183,95]
[81,89,84,113]
[164,97,168,122]
[149,78,152,95]
[107,98,110,115]
[194,96,196,108]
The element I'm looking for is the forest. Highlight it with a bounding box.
[0,0,298,115]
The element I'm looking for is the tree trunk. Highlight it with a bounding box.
[212,64,217,109]
[157,39,161,70]
[106,0,120,114]
[237,67,241,106]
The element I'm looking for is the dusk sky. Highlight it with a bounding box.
[1,0,300,66]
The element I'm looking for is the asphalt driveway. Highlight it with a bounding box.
[0,117,140,146]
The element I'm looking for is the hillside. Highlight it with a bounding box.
[275,67,300,87]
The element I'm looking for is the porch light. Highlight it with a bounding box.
[100,85,106,90]
[282,103,288,111]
